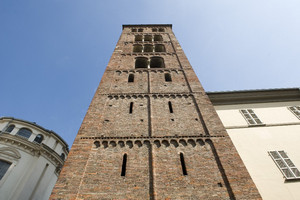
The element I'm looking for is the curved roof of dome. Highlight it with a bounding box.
[0,117,69,151]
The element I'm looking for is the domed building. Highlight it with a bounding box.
[0,117,68,200]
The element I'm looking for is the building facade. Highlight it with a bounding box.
[0,117,68,200]
[51,24,261,199]
[208,88,300,200]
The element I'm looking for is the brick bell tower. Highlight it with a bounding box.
[51,24,261,199]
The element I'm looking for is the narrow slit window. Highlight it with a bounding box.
[165,73,172,82]
[168,101,173,113]
[269,151,300,180]
[180,153,188,175]
[128,74,134,82]
[129,102,133,114]
[121,154,127,176]
[240,109,263,125]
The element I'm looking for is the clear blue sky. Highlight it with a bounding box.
[1,0,300,146]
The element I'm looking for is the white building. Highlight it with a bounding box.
[0,117,68,200]
[207,88,300,200]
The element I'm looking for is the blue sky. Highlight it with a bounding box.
[1,0,300,146]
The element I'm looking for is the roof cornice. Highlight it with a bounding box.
[206,88,300,105]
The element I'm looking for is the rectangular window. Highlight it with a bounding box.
[0,160,11,180]
[240,109,263,125]
[288,106,300,119]
[269,151,300,180]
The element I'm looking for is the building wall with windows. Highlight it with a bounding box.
[0,117,68,200]
[207,88,300,200]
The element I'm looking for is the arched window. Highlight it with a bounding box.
[33,134,44,144]
[128,74,134,82]
[159,28,164,32]
[131,29,137,32]
[144,35,152,42]
[60,153,65,161]
[16,128,32,139]
[138,28,143,32]
[165,73,172,82]
[135,57,148,68]
[155,44,165,52]
[154,35,163,41]
[133,45,142,52]
[144,44,153,52]
[150,57,164,68]
[5,125,15,133]
[152,28,157,32]
[135,35,143,42]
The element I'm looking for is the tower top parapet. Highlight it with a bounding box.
[122,24,172,29]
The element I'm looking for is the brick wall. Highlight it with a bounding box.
[50,25,261,200]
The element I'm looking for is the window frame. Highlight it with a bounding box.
[288,106,300,120]
[240,109,264,126]
[268,150,300,180]
[16,128,32,139]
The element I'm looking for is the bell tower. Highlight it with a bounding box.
[51,24,261,200]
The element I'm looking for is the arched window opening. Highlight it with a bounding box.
[152,28,157,32]
[5,125,15,133]
[129,102,133,114]
[144,35,152,42]
[133,45,143,52]
[150,57,164,68]
[132,29,137,32]
[121,153,127,176]
[60,153,65,161]
[159,28,164,32]
[138,28,143,32]
[94,141,100,148]
[135,57,148,68]
[154,35,163,41]
[144,45,153,52]
[135,35,143,42]
[16,128,32,139]
[128,74,134,83]
[33,134,44,144]
[180,153,188,175]
[165,73,172,82]
[155,44,165,52]
[0,160,11,180]
[168,101,173,113]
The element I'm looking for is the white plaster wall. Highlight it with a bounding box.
[0,119,67,200]
[0,143,59,200]
[214,101,300,200]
